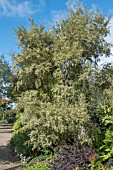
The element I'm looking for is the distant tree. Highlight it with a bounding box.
[0,55,11,98]
[0,55,12,119]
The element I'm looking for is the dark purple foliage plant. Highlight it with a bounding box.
[50,142,94,170]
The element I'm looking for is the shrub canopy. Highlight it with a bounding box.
[12,5,113,151]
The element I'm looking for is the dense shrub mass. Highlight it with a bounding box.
[28,98,92,151]
[10,3,113,169]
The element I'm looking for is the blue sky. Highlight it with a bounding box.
[0,0,113,64]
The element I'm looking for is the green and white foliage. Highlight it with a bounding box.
[12,5,112,151]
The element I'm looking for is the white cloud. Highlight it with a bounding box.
[106,18,113,44]
[99,17,113,65]
[66,0,83,11]
[0,0,46,17]
[51,10,68,25]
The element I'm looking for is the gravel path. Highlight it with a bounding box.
[0,123,23,170]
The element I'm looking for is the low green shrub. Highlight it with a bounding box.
[90,101,113,169]
[13,114,22,132]
[0,111,2,120]
[21,148,53,170]
[4,109,16,123]
[11,131,31,156]
[95,102,113,168]
[89,154,113,170]
[100,105,113,164]
[26,162,50,170]
[10,114,32,156]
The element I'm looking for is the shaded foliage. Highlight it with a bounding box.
[50,143,94,170]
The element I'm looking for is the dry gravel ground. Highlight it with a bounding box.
[0,123,23,170]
